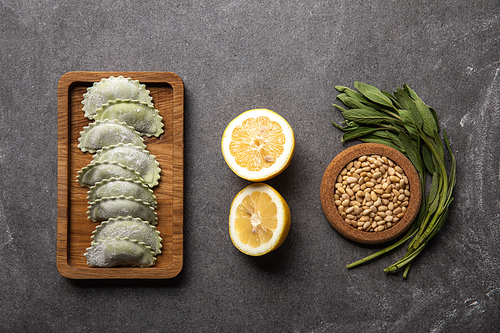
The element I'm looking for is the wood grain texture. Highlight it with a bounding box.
[57,71,184,279]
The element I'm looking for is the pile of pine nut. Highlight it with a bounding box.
[334,154,411,232]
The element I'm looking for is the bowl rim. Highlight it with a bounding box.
[320,143,422,245]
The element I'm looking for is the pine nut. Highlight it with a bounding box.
[334,154,410,233]
[346,177,357,183]
[390,175,400,183]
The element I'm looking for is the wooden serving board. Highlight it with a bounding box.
[57,71,184,279]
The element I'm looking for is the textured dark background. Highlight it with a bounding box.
[1,1,499,332]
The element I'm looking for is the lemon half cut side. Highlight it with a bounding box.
[221,109,295,182]
[229,183,291,256]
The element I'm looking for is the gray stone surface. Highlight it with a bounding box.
[0,1,499,331]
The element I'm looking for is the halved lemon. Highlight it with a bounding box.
[221,109,295,182]
[229,183,291,256]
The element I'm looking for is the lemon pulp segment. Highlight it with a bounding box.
[234,190,278,248]
[229,116,285,171]
[229,183,290,256]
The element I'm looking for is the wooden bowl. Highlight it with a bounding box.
[320,143,422,245]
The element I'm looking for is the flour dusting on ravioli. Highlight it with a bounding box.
[82,76,153,120]
[95,100,164,137]
[93,143,161,188]
[92,217,162,255]
[84,237,156,267]
[78,119,146,153]
[88,197,158,225]
[88,177,157,208]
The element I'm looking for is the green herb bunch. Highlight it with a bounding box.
[332,81,456,278]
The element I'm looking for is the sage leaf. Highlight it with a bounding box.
[341,108,391,125]
[359,135,401,151]
[354,81,395,108]
[394,88,423,130]
[341,127,380,142]
[414,97,438,136]
[337,94,366,109]
[421,144,435,174]
[399,109,419,142]
[427,172,440,215]
[399,130,422,171]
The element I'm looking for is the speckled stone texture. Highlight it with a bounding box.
[0,1,499,332]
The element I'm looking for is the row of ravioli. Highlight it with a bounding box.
[75,76,164,268]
